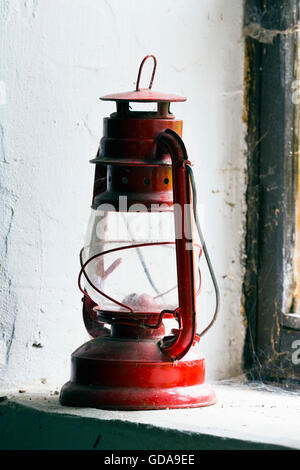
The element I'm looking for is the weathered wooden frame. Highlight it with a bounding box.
[243,0,300,383]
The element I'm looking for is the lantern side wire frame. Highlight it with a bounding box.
[79,242,172,314]
[78,241,202,315]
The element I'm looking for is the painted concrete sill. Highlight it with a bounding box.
[0,380,300,450]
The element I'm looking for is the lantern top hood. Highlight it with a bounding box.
[100,55,187,103]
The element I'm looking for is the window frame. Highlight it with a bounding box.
[243,0,300,383]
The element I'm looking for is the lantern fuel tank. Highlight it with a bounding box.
[60,55,219,410]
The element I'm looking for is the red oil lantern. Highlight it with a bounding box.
[60,55,219,410]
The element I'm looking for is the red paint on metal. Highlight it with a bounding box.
[60,336,215,410]
[100,89,186,103]
[60,383,216,410]
[157,129,197,361]
[60,56,216,410]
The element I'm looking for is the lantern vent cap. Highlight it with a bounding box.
[100,55,187,103]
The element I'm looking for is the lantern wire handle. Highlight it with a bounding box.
[136,55,157,92]
[186,163,220,338]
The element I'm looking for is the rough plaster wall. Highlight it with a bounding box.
[0,0,246,388]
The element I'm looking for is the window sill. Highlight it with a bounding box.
[1,379,300,450]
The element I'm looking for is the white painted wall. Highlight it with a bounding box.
[0,0,246,388]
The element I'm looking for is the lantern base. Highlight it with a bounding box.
[60,381,216,410]
[60,336,216,410]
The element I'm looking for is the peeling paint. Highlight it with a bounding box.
[0,123,8,163]
[16,0,38,19]
[243,22,300,44]
[290,42,300,315]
